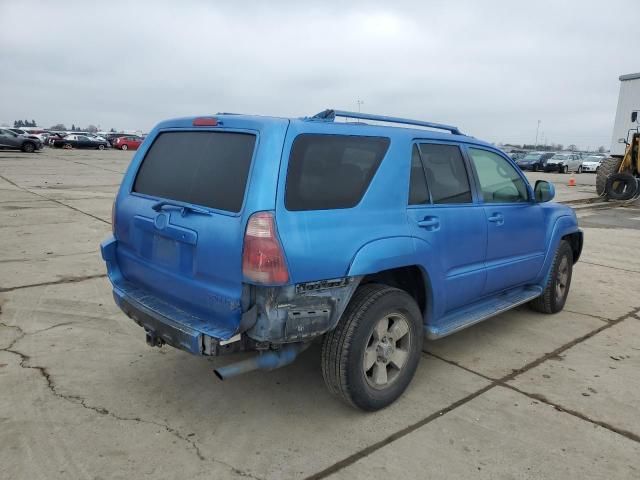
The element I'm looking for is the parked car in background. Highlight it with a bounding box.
[516,151,555,171]
[8,128,44,143]
[47,132,66,146]
[102,109,582,410]
[0,128,43,152]
[106,133,131,147]
[52,134,109,150]
[581,155,606,173]
[544,153,581,173]
[113,135,144,150]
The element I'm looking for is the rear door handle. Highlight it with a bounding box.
[418,216,440,231]
[488,213,504,225]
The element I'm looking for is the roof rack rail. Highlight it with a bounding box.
[311,109,462,135]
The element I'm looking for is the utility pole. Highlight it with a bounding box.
[535,120,541,148]
[357,99,364,113]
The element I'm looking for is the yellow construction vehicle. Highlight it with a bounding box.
[596,110,640,200]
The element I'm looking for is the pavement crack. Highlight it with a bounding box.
[563,309,611,323]
[307,305,640,479]
[0,273,107,293]
[0,173,111,225]
[579,261,640,274]
[0,316,262,478]
[2,344,207,462]
[505,386,640,443]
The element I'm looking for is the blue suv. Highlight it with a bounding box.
[101,109,582,410]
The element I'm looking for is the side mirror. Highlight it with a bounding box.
[632,111,638,123]
[534,180,555,203]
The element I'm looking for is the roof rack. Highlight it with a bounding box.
[311,109,462,135]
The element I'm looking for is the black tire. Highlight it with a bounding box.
[98,144,105,150]
[532,164,538,172]
[605,173,638,200]
[577,165,582,174]
[121,144,128,151]
[562,165,569,174]
[596,157,623,197]
[529,240,573,314]
[321,284,423,411]
[21,142,35,153]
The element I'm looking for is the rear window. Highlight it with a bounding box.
[133,131,256,213]
[285,134,390,211]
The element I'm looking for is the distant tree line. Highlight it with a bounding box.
[14,119,38,127]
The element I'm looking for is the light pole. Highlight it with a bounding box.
[357,99,364,113]
[535,120,541,148]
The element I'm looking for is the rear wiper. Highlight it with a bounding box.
[152,200,211,216]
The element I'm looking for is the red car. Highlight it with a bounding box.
[113,135,144,151]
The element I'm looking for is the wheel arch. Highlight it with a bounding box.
[347,236,435,325]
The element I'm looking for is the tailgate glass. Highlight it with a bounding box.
[133,131,256,213]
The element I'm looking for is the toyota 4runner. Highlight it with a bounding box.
[101,109,582,410]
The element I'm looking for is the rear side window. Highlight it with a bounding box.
[419,144,472,204]
[409,145,429,205]
[133,131,256,213]
[285,134,390,211]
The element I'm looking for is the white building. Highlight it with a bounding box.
[611,72,640,156]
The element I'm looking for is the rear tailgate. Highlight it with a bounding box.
[104,115,288,344]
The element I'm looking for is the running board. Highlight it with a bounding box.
[425,285,543,339]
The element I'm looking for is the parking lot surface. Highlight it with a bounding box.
[1,149,639,479]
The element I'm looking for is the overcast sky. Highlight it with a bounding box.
[1,0,638,149]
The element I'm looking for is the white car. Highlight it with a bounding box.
[580,155,606,173]
[544,153,582,173]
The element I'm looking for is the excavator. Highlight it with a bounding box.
[596,110,640,200]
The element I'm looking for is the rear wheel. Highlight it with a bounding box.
[577,165,583,174]
[98,144,105,150]
[63,143,72,149]
[562,165,569,174]
[596,157,623,197]
[529,240,573,314]
[121,144,128,151]
[532,164,538,172]
[21,142,35,153]
[321,284,422,411]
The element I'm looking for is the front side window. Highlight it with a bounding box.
[285,134,389,211]
[468,148,528,203]
[419,143,472,204]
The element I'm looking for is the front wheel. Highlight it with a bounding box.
[22,142,35,153]
[121,144,128,151]
[98,144,105,150]
[532,164,538,172]
[562,165,569,174]
[529,240,573,314]
[577,165,583,174]
[321,284,423,411]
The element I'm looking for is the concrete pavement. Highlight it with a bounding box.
[0,148,638,479]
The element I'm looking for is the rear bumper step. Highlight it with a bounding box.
[116,290,207,355]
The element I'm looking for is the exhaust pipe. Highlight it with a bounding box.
[214,343,309,380]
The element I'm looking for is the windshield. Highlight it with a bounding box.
[550,154,570,160]
[583,156,603,162]
[522,154,542,161]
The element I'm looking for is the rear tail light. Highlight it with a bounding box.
[242,212,289,284]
